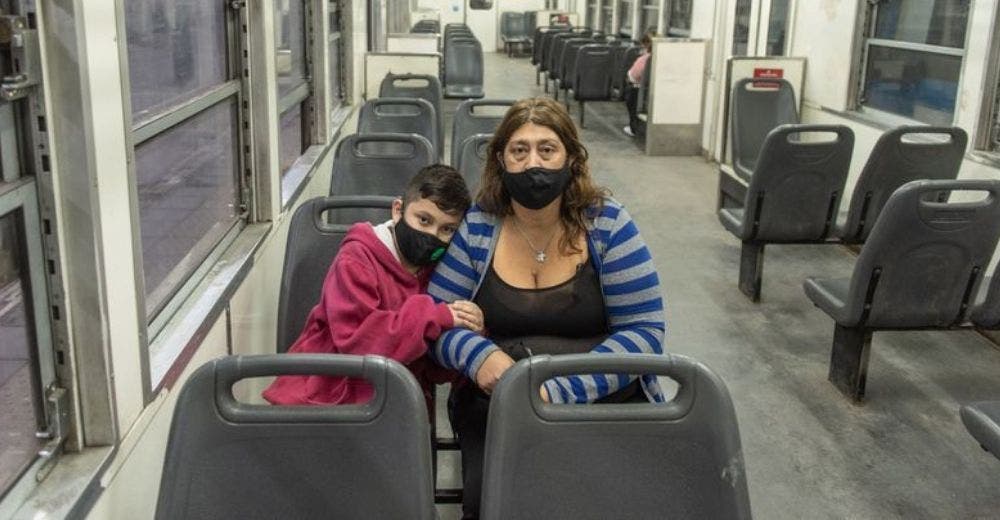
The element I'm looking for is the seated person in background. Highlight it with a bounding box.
[428,97,667,520]
[623,30,655,138]
[263,164,482,410]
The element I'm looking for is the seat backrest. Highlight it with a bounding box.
[451,99,513,166]
[456,133,491,194]
[559,38,592,89]
[742,125,854,241]
[843,180,1000,328]
[500,12,524,39]
[839,126,968,243]
[328,133,433,214]
[573,44,613,101]
[611,44,641,96]
[547,33,578,79]
[537,28,568,71]
[444,38,484,89]
[155,354,435,519]
[480,353,752,520]
[730,77,799,179]
[357,97,438,159]
[379,73,443,160]
[276,195,394,352]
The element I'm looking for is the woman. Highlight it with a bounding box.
[623,31,655,138]
[428,97,666,519]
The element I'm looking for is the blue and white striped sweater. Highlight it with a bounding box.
[428,197,667,403]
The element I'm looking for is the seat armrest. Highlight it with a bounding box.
[961,401,1000,460]
[718,208,746,239]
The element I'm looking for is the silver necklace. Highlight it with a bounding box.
[509,217,556,263]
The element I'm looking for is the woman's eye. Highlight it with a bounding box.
[419,216,431,225]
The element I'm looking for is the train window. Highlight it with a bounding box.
[731,0,752,56]
[600,0,613,35]
[765,0,790,56]
[639,0,659,34]
[125,0,245,320]
[275,0,312,196]
[586,1,597,30]
[858,0,969,125]
[329,0,345,113]
[663,0,692,38]
[618,0,634,39]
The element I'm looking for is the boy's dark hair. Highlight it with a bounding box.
[640,30,656,50]
[403,164,472,215]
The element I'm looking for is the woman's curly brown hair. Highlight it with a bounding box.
[477,97,610,255]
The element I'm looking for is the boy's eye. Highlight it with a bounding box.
[442,225,457,236]
[418,216,431,225]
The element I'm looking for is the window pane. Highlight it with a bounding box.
[601,0,612,34]
[640,0,659,33]
[135,101,240,317]
[732,0,752,56]
[874,0,969,49]
[666,0,692,37]
[862,44,961,125]
[276,0,308,98]
[766,0,790,56]
[618,0,633,37]
[279,103,306,177]
[125,0,228,123]
[0,209,44,495]
[328,36,343,107]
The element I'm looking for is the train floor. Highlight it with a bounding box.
[432,51,1000,519]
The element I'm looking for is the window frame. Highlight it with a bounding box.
[975,6,1000,154]
[638,0,659,34]
[854,0,971,127]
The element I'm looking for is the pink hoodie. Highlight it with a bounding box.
[262,222,457,407]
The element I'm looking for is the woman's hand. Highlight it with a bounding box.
[448,300,484,333]
[475,350,515,394]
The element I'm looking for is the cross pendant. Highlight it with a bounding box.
[535,251,546,263]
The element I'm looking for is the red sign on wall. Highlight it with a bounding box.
[752,68,784,88]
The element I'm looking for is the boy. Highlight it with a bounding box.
[263,164,482,407]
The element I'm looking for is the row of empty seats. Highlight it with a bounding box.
[443,23,485,99]
[716,77,1000,405]
[530,25,646,127]
[156,352,752,519]
[499,12,533,57]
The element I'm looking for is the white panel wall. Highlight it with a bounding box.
[786,0,859,111]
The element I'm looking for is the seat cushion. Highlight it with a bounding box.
[961,401,1000,460]
[803,277,854,325]
[718,207,746,238]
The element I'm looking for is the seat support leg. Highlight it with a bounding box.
[544,76,549,93]
[554,82,559,100]
[536,69,540,85]
[579,101,585,127]
[828,325,872,402]
[738,241,764,302]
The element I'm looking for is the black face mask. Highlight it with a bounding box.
[394,214,448,266]
[501,164,572,210]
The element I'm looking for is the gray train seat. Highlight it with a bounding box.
[276,195,393,353]
[730,78,799,182]
[961,401,1000,460]
[154,354,435,520]
[480,353,752,520]
[803,179,1000,401]
[444,38,485,99]
[545,33,579,94]
[451,99,512,167]
[558,38,594,103]
[455,133,490,194]
[719,124,854,301]
[357,97,440,160]
[609,43,639,100]
[329,132,433,199]
[500,12,530,56]
[536,28,569,87]
[572,44,613,128]
[378,73,444,161]
[836,126,968,244]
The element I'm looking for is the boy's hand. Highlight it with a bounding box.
[448,300,484,333]
[475,350,515,394]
